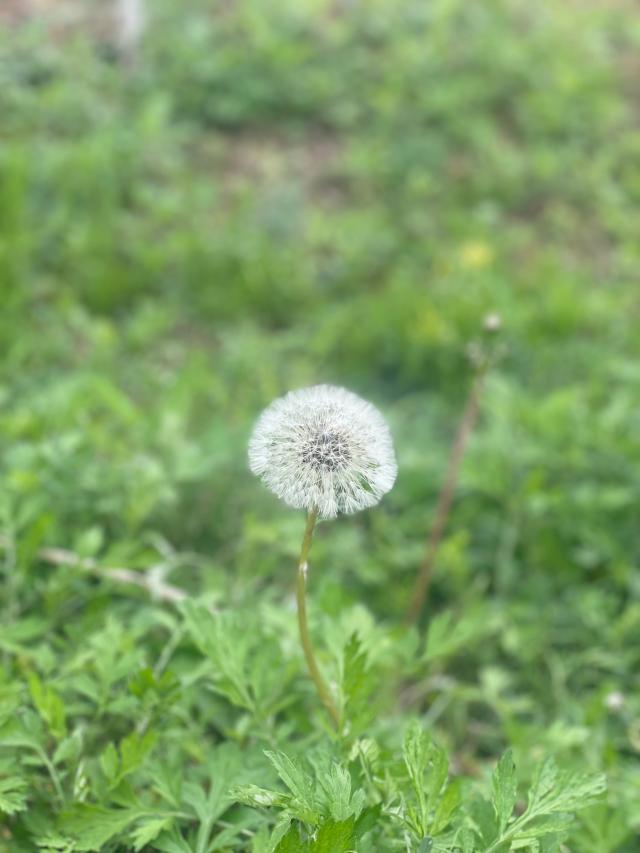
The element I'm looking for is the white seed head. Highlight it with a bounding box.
[248,384,397,519]
[604,691,625,711]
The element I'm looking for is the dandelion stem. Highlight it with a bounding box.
[295,509,340,729]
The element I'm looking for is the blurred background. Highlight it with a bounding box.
[2,0,638,596]
[1,0,639,831]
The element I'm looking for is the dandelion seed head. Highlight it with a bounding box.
[248,384,397,519]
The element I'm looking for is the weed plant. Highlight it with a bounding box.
[0,1,639,850]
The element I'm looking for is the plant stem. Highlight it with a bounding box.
[405,366,487,625]
[295,509,340,729]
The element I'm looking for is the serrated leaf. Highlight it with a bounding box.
[423,608,495,664]
[59,805,140,850]
[495,760,607,851]
[527,758,559,810]
[265,751,318,824]
[316,763,364,822]
[152,826,194,853]
[402,722,454,838]
[120,730,157,779]
[130,816,173,851]
[527,760,606,817]
[0,711,45,749]
[311,818,355,852]
[183,744,244,828]
[514,813,574,839]
[0,775,28,814]
[181,601,254,711]
[340,634,374,732]
[28,672,66,740]
[492,750,517,834]
[34,833,75,852]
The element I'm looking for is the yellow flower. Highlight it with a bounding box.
[459,240,494,269]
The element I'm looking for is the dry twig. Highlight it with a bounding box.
[0,535,188,605]
[405,315,502,625]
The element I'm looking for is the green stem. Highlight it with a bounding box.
[195,816,213,853]
[38,747,64,805]
[295,509,340,729]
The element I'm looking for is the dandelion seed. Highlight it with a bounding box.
[248,384,397,519]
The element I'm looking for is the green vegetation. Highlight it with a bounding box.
[1,0,639,850]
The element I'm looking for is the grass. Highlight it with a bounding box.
[0,0,639,850]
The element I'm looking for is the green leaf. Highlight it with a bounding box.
[231,783,291,810]
[0,710,45,751]
[120,730,157,780]
[130,816,173,851]
[513,813,574,839]
[353,804,381,841]
[182,601,254,711]
[34,833,76,852]
[265,751,318,825]
[210,816,258,851]
[0,775,28,814]
[153,826,195,853]
[275,825,309,853]
[59,805,140,851]
[469,797,499,848]
[340,634,374,732]
[402,722,456,838]
[526,758,606,817]
[527,758,559,810]
[52,731,83,766]
[99,731,156,789]
[423,608,497,664]
[403,721,431,831]
[316,763,364,822]
[489,758,607,850]
[28,672,66,740]
[491,750,518,834]
[100,742,119,784]
[431,779,461,835]
[182,744,243,829]
[269,816,293,851]
[311,818,355,852]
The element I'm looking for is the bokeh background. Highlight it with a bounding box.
[1,0,639,849]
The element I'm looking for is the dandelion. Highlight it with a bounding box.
[249,384,397,519]
[249,384,397,726]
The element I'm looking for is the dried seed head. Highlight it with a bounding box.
[483,312,502,333]
[248,384,397,519]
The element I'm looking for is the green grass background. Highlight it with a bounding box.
[0,0,639,850]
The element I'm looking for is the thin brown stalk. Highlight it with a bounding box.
[405,368,486,625]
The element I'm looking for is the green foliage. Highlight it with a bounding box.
[402,722,460,842]
[0,0,638,849]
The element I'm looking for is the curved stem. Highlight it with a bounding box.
[295,509,340,729]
